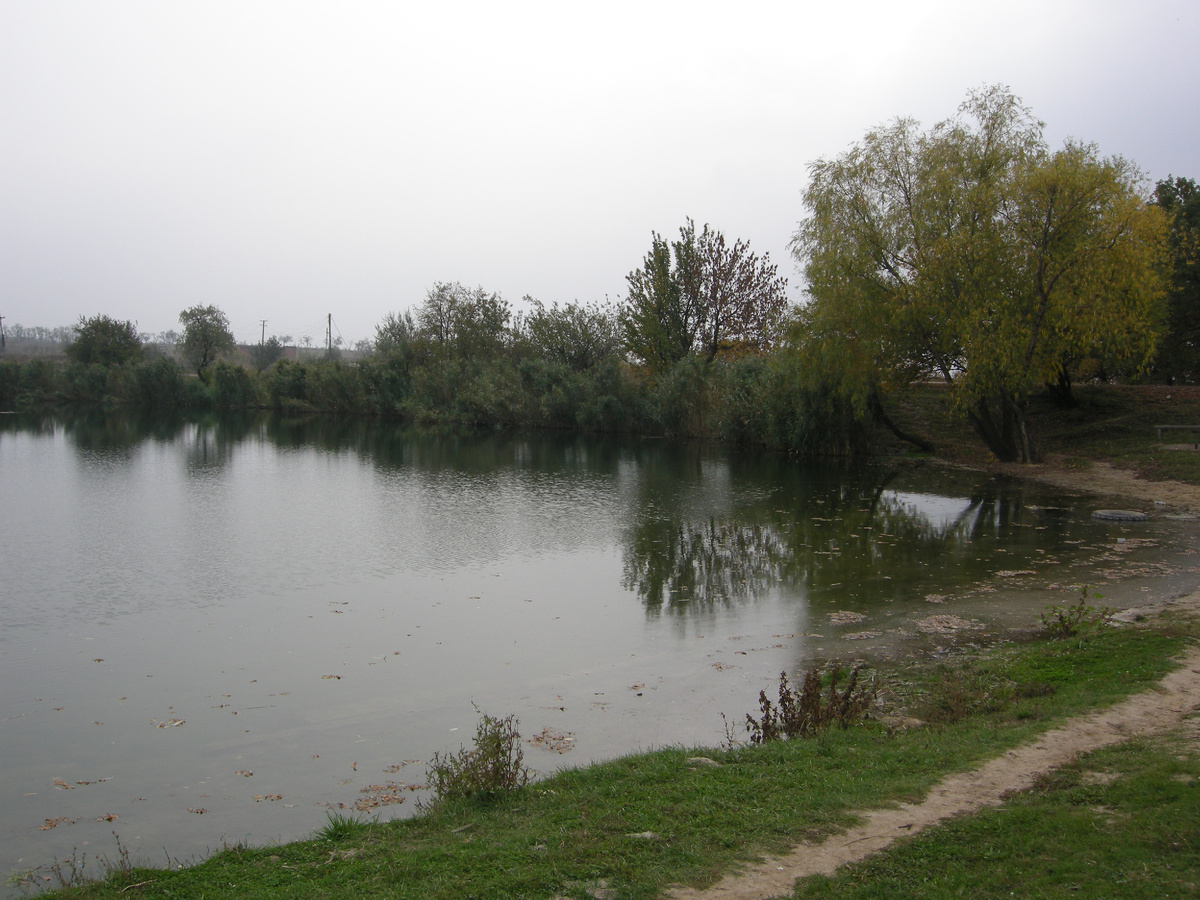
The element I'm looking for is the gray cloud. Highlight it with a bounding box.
[3,0,1197,344]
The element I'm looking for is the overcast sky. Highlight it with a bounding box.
[3,1,1198,346]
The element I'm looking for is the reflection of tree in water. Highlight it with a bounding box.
[2,407,258,472]
[623,518,794,610]
[262,413,634,481]
[185,413,256,472]
[624,467,1096,615]
[61,407,186,458]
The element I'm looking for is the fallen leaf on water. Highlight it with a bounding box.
[828,611,866,626]
[353,782,409,810]
[52,778,74,790]
[917,615,985,635]
[92,658,104,663]
[188,807,207,814]
[96,814,118,822]
[321,675,342,680]
[38,817,77,830]
[527,727,576,754]
[235,770,253,777]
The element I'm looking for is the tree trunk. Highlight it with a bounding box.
[967,394,1039,463]
[1044,364,1076,408]
[867,392,935,453]
[967,397,1019,462]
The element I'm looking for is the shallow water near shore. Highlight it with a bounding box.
[2,410,1198,891]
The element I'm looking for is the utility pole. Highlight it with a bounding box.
[260,320,268,345]
[0,313,6,351]
[327,314,332,354]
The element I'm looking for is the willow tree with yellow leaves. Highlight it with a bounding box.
[791,86,1168,462]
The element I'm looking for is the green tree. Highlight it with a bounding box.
[793,86,1167,462]
[1153,176,1200,382]
[179,305,235,380]
[623,220,789,372]
[622,230,699,372]
[414,282,511,360]
[65,315,144,367]
[250,336,286,372]
[523,299,622,371]
[374,310,416,355]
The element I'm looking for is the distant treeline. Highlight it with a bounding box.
[0,307,864,458]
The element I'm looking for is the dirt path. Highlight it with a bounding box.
[665,597,1200,900]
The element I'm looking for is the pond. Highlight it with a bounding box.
[2,410,1197,889]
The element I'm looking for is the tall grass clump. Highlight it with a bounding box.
[425,711,531,804]
[745,665,878,744]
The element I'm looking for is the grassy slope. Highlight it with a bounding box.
[887,382,1200,485]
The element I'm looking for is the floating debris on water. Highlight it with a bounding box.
[917,615,984,634]
[1092,509,1149,522]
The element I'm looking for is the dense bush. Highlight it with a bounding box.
[64,315,144,368]
[266,359,309,409]
[211,361,260,409]
[133,358,187,409]
[16,359,61,407]
[61,361,112,404]
[0,361,20,410]
[305,359,367,413]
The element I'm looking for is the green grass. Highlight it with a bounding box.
[22,618,1197,900]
